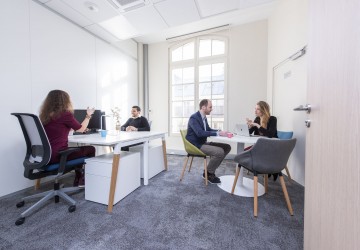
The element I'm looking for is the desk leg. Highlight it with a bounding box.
[107,153,120,213]
[34,179,41,190]
[238,167,244,185]
[162,138,168,171]
[143,141,149,185]
[237,142,245,154]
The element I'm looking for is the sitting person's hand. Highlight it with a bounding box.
[219,131,228,137]
[246,118,253,127]
[87,107,95,116]
[246,118,260,128]
[126,126,138,132]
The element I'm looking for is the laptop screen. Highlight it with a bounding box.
[234,124,250,136]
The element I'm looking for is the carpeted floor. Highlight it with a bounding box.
[0,154,304,249]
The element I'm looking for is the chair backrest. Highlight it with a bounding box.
[11,113,52,178]
[234,137,296,174]
[180,129,206,157]
[277,131,293,140]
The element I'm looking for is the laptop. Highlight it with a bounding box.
[234,123,251,137]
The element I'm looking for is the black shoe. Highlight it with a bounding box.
[203,172,221,184]
[73,169,82,187]
[74,168,85,188]
[78,175,85,188]
[268,173,279,182]
[273,173,278,182]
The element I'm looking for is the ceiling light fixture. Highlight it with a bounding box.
[84,2,99,12]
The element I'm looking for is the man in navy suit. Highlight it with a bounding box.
[186,99,231,184]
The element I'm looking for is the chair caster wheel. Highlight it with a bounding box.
[16,201,25,208]
[68,205,76,213]
[15,217,25,226]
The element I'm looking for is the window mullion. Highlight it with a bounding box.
[195,37,199,112]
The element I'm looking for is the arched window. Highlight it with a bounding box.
[169,36,227,134]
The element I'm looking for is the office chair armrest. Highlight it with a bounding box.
[58,147,81,157]
[57,147,82,174]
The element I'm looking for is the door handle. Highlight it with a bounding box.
[293,104,311,113]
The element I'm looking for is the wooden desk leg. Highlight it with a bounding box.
[107,153,120,213]
[34,179,41,190]
[162,138,168,171]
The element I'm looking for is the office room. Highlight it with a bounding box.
[0,0,358,249]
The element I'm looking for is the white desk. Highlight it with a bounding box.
[209,135,265,197]
[68,131,167,212]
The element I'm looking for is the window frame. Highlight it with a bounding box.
[169,35,228,136]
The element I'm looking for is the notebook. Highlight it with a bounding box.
[234,123,251,137]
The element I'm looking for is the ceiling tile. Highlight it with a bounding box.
[123,5,168,34]
[155,0,200,27]
[196,0,239,17]
[45,0,93,27]
[60,0,119,23]
[99,15,140,40]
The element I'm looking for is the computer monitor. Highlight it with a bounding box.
[73,109,106,132]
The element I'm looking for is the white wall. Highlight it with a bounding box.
[268,0,308,185]
[95,39,138,126]
[0,0,33,198]
[148,20,268,154]
[0,0,138,197]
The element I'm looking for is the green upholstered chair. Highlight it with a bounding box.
[277,131,294,181]
[179,129,208,185]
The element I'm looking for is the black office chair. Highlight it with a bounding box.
[11,113,88,226]
[231,137,296,217]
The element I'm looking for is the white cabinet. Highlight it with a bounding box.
[85,152,140,205]
[129,145,165,179]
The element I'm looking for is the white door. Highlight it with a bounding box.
[273,54,307,185]
[304,0,360,249]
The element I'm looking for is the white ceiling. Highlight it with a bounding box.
[36,0,277,44]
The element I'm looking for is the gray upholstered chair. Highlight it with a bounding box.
[231,137,296,217]
[277,130,294,181]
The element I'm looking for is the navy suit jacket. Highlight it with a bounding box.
[186,111,218,148]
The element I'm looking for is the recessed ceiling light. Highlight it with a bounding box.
[84,1,99,12]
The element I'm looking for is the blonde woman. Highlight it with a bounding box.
[246,101,279,180]
[246,101,278,138]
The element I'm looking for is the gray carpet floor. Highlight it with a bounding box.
[0,154,304,250]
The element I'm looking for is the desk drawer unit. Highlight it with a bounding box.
[85,152,140,205]
[129,145,165,179]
